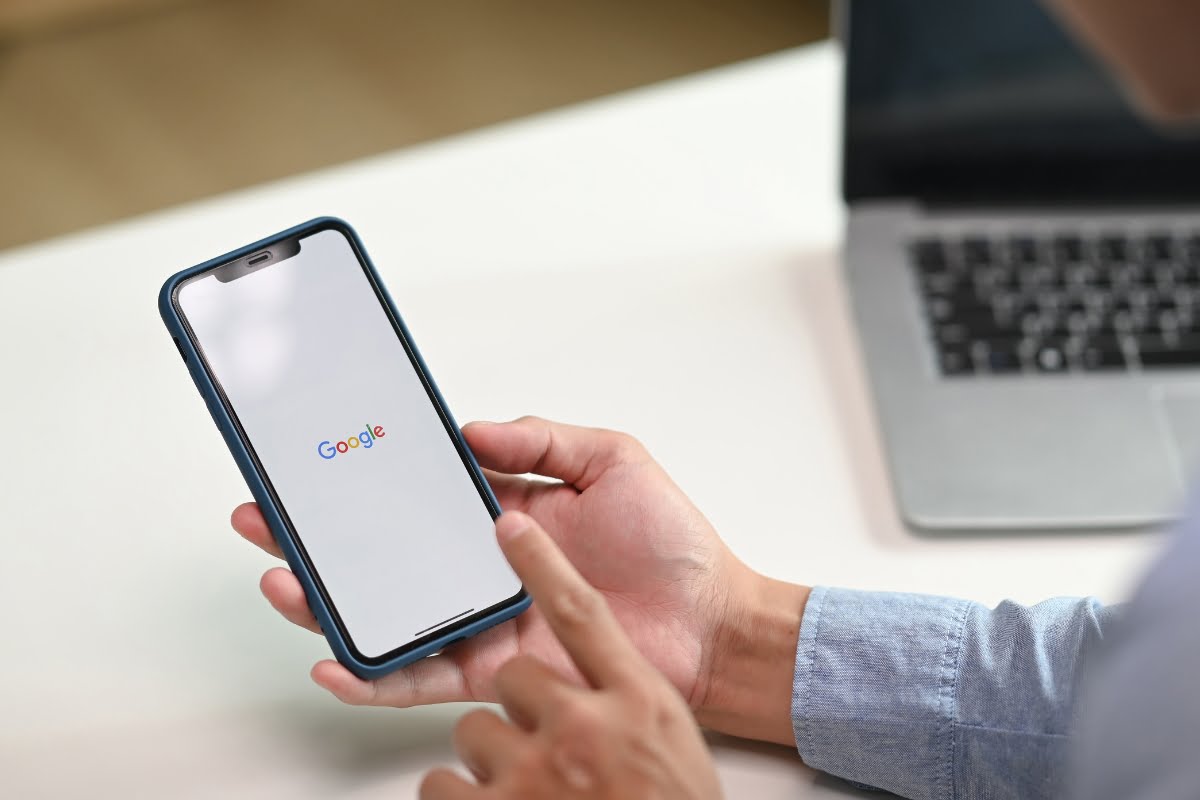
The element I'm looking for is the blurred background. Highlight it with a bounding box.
[0,0,829,252]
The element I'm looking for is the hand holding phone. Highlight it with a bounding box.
[231,416,752,718]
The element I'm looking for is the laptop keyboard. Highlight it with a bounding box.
[910,231,1200,376]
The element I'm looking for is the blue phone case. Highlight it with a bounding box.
[158,217,530,679]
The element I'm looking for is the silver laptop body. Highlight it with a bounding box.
[840,0,1200,530]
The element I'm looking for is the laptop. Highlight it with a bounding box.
[840,0,1200,530]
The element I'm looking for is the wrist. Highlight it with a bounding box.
[693,568,809,747]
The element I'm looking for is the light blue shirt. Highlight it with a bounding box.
[790,509,1200,799]
[791,589,1115,799]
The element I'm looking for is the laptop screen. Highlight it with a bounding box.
[843,0,1200,204]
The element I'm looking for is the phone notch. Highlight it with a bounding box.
[215,237,301,283]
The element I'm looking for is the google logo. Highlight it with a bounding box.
[318,424,386,459]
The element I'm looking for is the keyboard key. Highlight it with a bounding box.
[1035,343,1068,372]
[1065,264,1098,287]
[1035,288,1068,312]
[1112,306,1154,333]
[943,319,1008,343]
[1019,265,1058,290]
[1081,289,1112,313]
[982,341,1022,373]
[920,272,960,296]
[924,290,990,323]
[931,314,1008,343]
[1019,311,1045,337]
[974,266,1018,294]
[1185,235,1200,266]
[1110,263,1150,287]
[1145,233,1175,263]
[912,239,949,273]
[1065,310,1091,335]
[1097,235,1130,263]
[1079,337,1128,370]
[1009,236,1038,266]
[934,299,1006,331]
[1053,234,1084,264]
[925,296,953,322]
[938,345,974,375]
[1154,263,1181,289]
[963,237,993,266]
[1127,287,1153,309]
[1178,286,1200,307]
[935,323,971,345]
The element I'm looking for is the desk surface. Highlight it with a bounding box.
[0,42,1162,798]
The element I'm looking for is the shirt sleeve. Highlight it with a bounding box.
[791,586,1119,800]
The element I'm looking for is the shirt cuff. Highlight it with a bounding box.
[792,586,971,800]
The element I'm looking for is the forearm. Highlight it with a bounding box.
[689,567,1122,800]
[694,571,809,747]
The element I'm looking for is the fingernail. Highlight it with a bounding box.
[468,420,495,427]
[495,512,531,543]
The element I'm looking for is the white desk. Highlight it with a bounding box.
[0,42,1162,798]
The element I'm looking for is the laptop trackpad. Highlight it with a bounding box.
[1158,387,1200,486]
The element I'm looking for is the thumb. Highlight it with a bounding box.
[464,417,644,490]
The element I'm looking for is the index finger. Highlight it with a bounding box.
[495,511,645,689]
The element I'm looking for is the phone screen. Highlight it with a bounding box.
[175,227,522,661]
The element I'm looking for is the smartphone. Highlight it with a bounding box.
[159,218,529,679]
